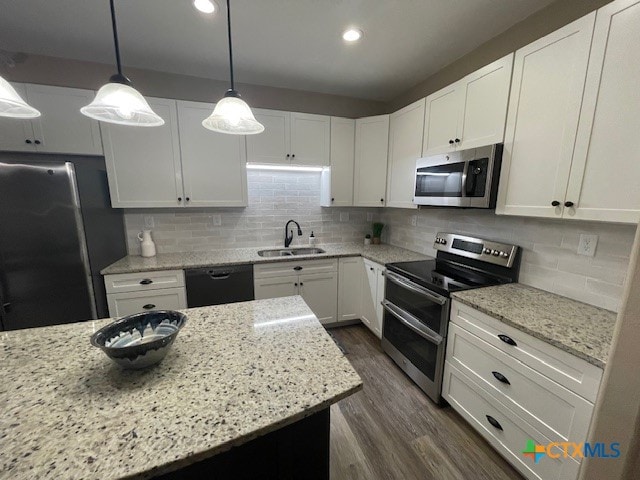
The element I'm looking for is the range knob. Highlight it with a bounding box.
[483,248,492,254]
[500,251,509,258]
[491,250,500,256]
[440,238,447,245]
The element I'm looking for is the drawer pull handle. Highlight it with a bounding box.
[293,266,303,271]
[143,304,156,310]
[486,415,503,431]
[492,371,511,385]
[140,279,153,285]
[498,334,517,347]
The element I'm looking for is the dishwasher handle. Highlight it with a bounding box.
[209,272,231,280]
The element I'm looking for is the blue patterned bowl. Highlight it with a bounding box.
[91,310,187,369]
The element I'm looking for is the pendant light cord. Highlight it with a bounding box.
[226,0,235,92]
[110,0,123,76]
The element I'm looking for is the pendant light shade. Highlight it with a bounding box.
[81,0,163,127]
[0,76,40,118]
[202,90,264,134]
[81,79,164,127]
[202,0,263,135]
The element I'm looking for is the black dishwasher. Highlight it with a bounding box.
[185,264,255,307]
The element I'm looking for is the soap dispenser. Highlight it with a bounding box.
[309,231,317,246]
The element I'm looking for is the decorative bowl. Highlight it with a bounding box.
[90,310,187,369]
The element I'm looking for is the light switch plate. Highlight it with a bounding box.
[210,214,222,228]
[577,234,598,257]
[143,216,154,228]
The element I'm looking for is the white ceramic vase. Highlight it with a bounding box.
[138,230,157,258]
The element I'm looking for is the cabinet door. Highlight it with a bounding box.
[496,14,595,218]
[106,288,187,318]
[290,112,330,166]
[0,83,36,152]
[387,99,424,209]
[254,275,299,300]
[422,82,463,156]
[177,100,248,207]
[321,117,355,207]
[102,97,184,208]
[246,109,290,164]
[565,0,640,224]
[458,54,514,150]
[26,84,103,155]
[353,115,389,207]
[299,272,338,324]
[373,267,385,338]
[337,257,363,322]
[360,260,378,335]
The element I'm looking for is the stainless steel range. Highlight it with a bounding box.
[382,233,520,404]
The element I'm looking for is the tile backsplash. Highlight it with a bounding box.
[380,208,635,312]
[124,170,377,254]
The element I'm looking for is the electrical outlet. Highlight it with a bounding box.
[367,212,373,222]
[340,212,349,222]
[143,216,154,228]
[577,234,598,257]
[410,215,417,227]
[210,214,222,227]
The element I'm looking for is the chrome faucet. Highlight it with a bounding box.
[284,220,302,248]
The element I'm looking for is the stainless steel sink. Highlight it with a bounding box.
[257,248,326,257]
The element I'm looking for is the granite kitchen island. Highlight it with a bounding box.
[0,297,362,480]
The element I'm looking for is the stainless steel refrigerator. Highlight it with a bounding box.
[0,153,127,330]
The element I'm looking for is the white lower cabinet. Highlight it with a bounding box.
[361,259,385,338]
[443,301,603,480]
[104,270,187,318]
[254,259,338,324]
[337,257,363,321]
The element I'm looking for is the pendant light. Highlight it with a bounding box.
[81,0,164,127]
[0,76,40,118]
[202,0,264,135]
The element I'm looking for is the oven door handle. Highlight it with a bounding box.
[385,271,447,305]
[382,301,443,345]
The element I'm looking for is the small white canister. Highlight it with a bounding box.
[138,230,157,258]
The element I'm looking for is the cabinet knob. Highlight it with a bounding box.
[300,282,304,286]
[551,200,560,207]
[34,140,41,145]
[25,139,32,144]
[185,197,190,202]
[293,266,303,271]
[370,267,374,271]
[286,154,290,158]
[448,139,454,145]
[380,198,384,202]
[454,138,460,143]
[291,154,295,158]
[178,197,182,202]
[564,201,574,208]
[294,283,298,287]
[486,415,503,431]
[143,304,156,310]
[331,198,335,202]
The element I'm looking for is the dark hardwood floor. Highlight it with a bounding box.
[329,325,524,480]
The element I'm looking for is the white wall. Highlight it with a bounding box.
[381,208,634,312]
[124,170,377,254]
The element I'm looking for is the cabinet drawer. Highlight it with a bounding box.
[104,270,185,294]
[106,288,187,318]
[443,362,581,480]
[254,259,338,279]
[447,323,594,442]
[450,301,602,402]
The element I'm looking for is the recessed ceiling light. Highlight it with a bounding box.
[194,0,216,14]
[342,28,363,42]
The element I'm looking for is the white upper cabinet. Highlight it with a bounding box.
[496,14,596,219]
[387,98,425,209]
[422,82,463,156]
[246,109,290,164]
[353,114,390,207]
[0,83,102,155]
[321,117,355,207]
[290,112,330,165]
[565,0,640,224]
[422,54,513,156]
[177,100,247,207]
[102,97,184,208]
[246,108,330,166]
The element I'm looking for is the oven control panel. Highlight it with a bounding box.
[434,233,518,268]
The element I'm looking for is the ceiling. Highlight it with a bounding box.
[0,0,555,101]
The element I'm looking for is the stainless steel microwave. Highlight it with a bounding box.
[414,144,503,208]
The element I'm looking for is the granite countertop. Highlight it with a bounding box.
[101,243,430,275]
[451,283,617,368]
[0,297,362,480]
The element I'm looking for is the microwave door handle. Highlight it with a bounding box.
[461,160,469,198]
[382,301,443,344]
[385,271,447,305]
